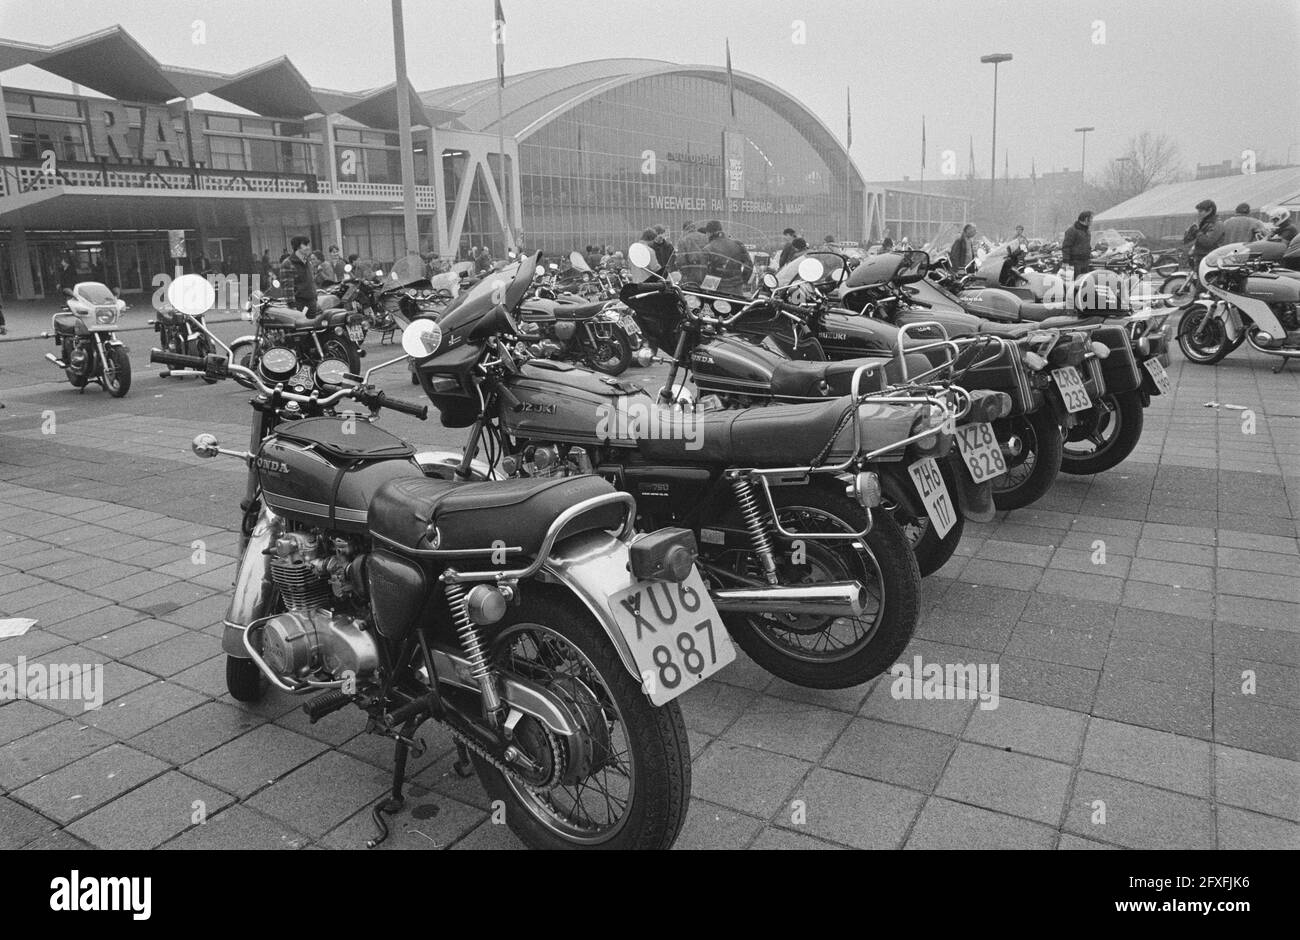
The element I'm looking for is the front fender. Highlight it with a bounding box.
[222,507,277,658]
[537,531,643,681]
[229,334,258,349]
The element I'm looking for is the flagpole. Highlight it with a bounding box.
[919,115,925,243]
[494,1,510,252]
[845,87,851,243]
[391,0,419,258]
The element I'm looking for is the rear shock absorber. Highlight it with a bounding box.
[730,473,780,584]
[444,580,503,720]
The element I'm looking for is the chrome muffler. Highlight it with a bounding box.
[44,353,67,368]
[712,581,867,618]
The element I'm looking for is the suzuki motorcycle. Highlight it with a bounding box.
[233,281,367,375]
[1178,241,1300,373]
[44,281,132,397]
[407,252,965,689]
[149,338,712,851]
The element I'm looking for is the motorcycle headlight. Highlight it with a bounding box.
[95,306,117,324]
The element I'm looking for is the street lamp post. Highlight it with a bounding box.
[980,52,1012,225]
[1075,126,1095,180]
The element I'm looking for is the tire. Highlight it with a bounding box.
[584,328,632,375]
[890,459,965,577]
[230,340,258,371]
[226,655,267,702]
[991,407,1063,511]
[103,347,131,398]
[717,481,921,689]
[469,590,689,849]
[1161,273,1196,308]
[323,334,362,374]
[1177,303,1232,364]
[62,338,89,388]
[1061,390,1145,475]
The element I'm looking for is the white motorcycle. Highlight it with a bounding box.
[44,281,132,397]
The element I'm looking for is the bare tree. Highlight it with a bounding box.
[1092,133,1184,208]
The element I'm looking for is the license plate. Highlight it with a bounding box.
[347,324,366,342]
[607,568,734,706]
[955,422,1007,483]
[620,314,641,336]
[1052,366,1092,413]
[907,457,957,539]
[1143,357,1173,395]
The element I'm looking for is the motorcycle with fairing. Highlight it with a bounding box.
[43,281,132,397]
[149,329,712,850]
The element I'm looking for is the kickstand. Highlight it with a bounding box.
[366,735,412,849]
[1273,357,1291,374]
[453,740,475,778]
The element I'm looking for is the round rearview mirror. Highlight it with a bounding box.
[314,359,349,386]
[270,278,281,289]
[166,273,216,317]
[762,272,778,289]
[535,265,545,276]
[797,257,825,283]
[401,319,443,359]
[343,263,353,273]
[627,242,655,269]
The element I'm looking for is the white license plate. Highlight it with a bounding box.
[620,314,641,335]
[347,324,366,342]
[907,457,957,539]
[1143,357,1173,395]
[1052,366,1092,413]
[607,568,734,706]
[955,422,1008,483]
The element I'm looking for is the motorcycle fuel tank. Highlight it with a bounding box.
[690,333,790,398]
[501,360,646,445]
[256,418,423,534]
[259,305,317,331]
[1244,275,1300,303]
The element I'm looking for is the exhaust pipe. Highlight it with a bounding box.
[44,353,67,368]
[713,581,867,619]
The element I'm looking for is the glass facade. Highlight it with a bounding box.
[518,74,856,256]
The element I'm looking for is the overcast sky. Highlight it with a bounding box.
[2,0,1296,182]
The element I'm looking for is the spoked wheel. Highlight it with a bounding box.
[717,484,920,689]
[585,328,632,375]
[991,408,1062,510]
[1177,303,1231,364]
[1061,390,1144,475]
[1161,273,1197,309]
[102,347,131,398]
[469,592,689,850]
[230,341,257,371]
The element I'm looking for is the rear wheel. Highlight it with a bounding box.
[585,328,633,375]
[889,462,966,577]
[323,334,362,374]
[991,408,1062,511]
[469,591,689,849]
[717,482,920,689]
[1177,303,1232,364]
[1061,390,1144,475]
[103,347,131,398]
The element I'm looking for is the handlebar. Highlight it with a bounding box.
[148,348,428,420]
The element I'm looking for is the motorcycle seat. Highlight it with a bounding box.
[317,294,341,312]
[552,300,608,321]
[367,474,625,557]
[770,355,919,399]
[974,320,1038,338]
[634,396,921,466]
[1015,302,1063,322]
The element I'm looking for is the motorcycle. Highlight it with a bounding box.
[408,250,964,689]
[232,278,367,376]
[1178,240,1300,373]
[911,254,1170,477]
[43,281,132,397]
[149,335,714,851]
[152,298,220,384]
[516,262,639,375]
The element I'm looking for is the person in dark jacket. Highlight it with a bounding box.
[1222,203,1266,244]
[1183,200,1225,268]
[651,225,674,271]
[777,228,798,268]
[281,235,319,317]
[700,220,753,296]
[949,224,978,271]
[671,221,709,287]
[1061,211,1094,278]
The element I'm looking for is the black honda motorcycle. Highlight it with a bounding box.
[149,336,714,851]
[233,280,367,376]
[407,252,989,689]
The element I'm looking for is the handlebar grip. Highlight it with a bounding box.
[150,349,207,370]
[372,392,428,420]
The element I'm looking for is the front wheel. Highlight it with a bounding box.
[717,482,921,689]
[226,655,267,702]
[1061,390,1144,475]
[323,333,362,374]
[584,328,633,375]
[103,347,131,398]
[1177,303,1232,364]
[1161,273,1197,308]
[469,591,689,849]
[991,407,1063,511]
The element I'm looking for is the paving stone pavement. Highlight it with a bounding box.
[0,337,1297,850]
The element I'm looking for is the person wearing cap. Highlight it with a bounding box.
[1183,200,1225,268]
[1061,211,1094,279]
[700,220,753,296]
[651,224,674,271]
[1222,203,1267,244]
[777,228,799,268]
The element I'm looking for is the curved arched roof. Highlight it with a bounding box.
[421,58,865,189]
